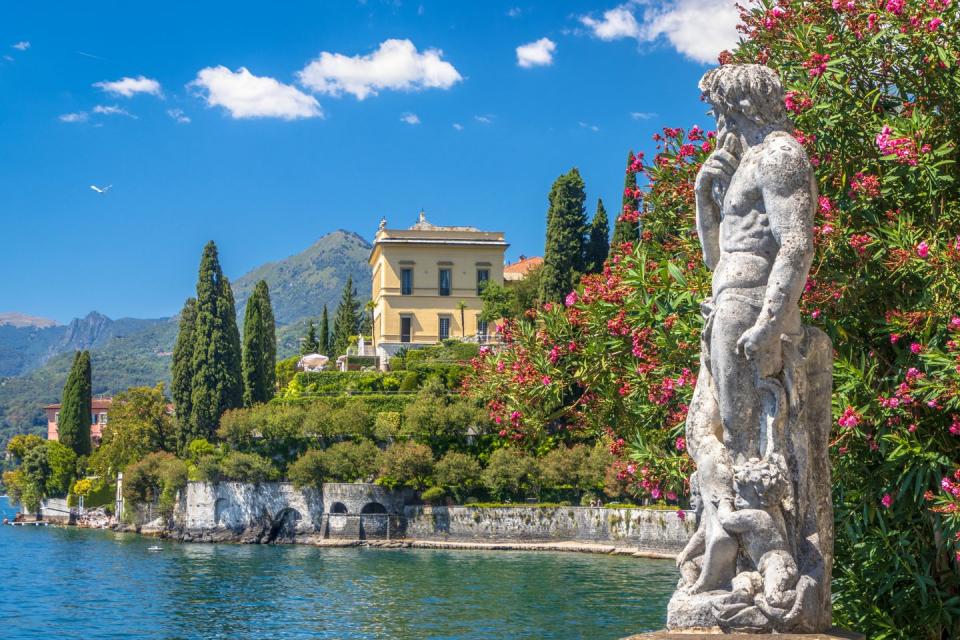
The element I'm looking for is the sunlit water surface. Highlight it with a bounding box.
[0,497,676,639]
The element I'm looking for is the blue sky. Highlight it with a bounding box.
[0,0,740,323]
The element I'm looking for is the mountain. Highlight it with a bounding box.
[0,312,169,378]
[0,229,372,443]
[0,312,57,328]
[232,229,372,325]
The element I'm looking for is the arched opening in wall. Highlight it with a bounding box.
[330,502,348,514]
[360,502,387,514]
[214,498,230,526]
[265,507,302,543]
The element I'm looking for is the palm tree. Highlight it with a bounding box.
[456,300,468,339]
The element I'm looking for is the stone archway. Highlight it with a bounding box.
[265,507,302,543]
[330,502,348,514]
[360,502,387,514]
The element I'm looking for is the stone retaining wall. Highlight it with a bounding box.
[166,482,692,553]
[404,505,693,554]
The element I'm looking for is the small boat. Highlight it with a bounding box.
[147,545,163,551]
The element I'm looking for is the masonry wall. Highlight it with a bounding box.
[404,505,694,554]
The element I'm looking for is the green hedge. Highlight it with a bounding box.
[291,371,405,395]
[275,393,415,414]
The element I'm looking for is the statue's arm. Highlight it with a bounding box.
[695,185,721,271]
[746,141,815,347]
[694,136,739,271]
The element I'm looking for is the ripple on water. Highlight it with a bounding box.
[0,501,676,640]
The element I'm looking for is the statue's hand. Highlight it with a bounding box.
[736,323,777,360]
[695,135,741,208]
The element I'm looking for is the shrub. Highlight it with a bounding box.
[321,440,380,482]
[45,441,77,497]
[373,412,402,442]
[186,438,216,464]
[122,452,188,516]
[275,355,299,392]
[481,448,538,502]
[433,451,482,501]
[378,441,434,489]
[218,451,278,483]
[420,486,447,505]
[192,455,223,483]
[538,445,590,491]
[398,371,421,392]
[287,449,327,490]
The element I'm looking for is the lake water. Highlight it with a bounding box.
[0,497,676,639]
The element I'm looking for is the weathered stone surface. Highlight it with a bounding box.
[625,630,863,640]
[403,505,694,553]
[669,63,833,634]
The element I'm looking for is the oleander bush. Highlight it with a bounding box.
[465,0,960,636]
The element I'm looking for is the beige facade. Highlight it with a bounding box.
[369,213,507,360]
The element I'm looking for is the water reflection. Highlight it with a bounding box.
[0,502,676,639]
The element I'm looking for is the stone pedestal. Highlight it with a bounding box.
[625,630,863,640]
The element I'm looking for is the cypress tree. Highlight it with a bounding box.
[539,168,588,303]
[189,241,243,439]
[172,297,197,451]
[611,150,640,246]
[242,280,277,406]
[301,321,319,355]
[318,305,330,355]
[585,198,610,274]
[58,351,92,456]
[332,276,360,356]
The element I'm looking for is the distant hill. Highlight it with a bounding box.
[0,312,57,328]
[0,229,372,443]
[233,229,372,326]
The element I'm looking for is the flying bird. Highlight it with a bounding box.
[90,184,112,194]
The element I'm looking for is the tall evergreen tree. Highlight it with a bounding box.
[332,275,360,356]
[189,241,243,440]
[539,168,588,303]
[242,280,277,406]
[58,351,92,456]
[611,150,640,246]
[585,198,610,274]
[318,305,330,355]
[301,320,319,355]
[171,297,197,451]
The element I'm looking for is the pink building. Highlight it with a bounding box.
[44,398,112,444]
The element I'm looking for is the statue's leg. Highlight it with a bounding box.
[709,297,764,463]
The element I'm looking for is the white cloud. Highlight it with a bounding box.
[167,108,191,124]
[400,112,420,125]
[580,6,641,40]
[93,75,162,98]
[580,1,740,64]
[516,38,556,68]
[507,7,522,17]
[59,112,88,123]
[452,123,463,131]
[3,55,13,62]
[93,104,136,118]
[474,115,493,124]
[578,121,600,132]
[641,0,739,63]
[190,66,323,120]
[630,111,656,120]
[298,39,462,100]
[11,41,30,51]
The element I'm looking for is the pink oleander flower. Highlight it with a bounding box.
[882,494,893,508]
[838,406,862,428]
[928,17,943,29]
[910,342,923,354]
[676,509,687,521]
[565,291,578,307]
[890,333,901,344]
[675,436,686,452]
[916,241,930,258]
[541,375,551,386]
[886,0,904,14]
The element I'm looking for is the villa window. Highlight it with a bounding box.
[438,316,451,341]
[476,269,490,295]
[400,316,412,343]
[54,411,59,424]
[477,317,488,339]
[401,268,413,296]
[100,413,108,425]
[438,269,451,296]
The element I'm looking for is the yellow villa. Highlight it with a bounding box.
[369,212,508,364]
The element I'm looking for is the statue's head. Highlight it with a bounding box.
[699,64,787,129]
[733,457,788,509]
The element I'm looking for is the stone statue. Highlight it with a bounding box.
[667,64,834,634]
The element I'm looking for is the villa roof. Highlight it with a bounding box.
[504,255,543,281]
[44,398,113,411]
